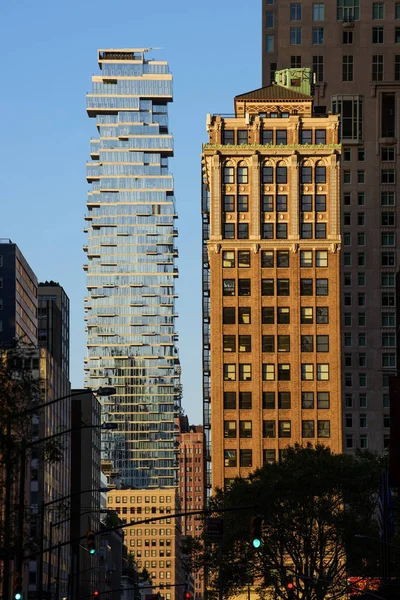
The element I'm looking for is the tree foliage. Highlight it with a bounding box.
[197,445,387,600]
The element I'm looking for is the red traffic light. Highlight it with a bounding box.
[93,592,99,598]
[287,583,294,589]
[184,593,192,600]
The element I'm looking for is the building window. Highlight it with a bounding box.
[317,392,330,409]
[301,364,314,381]
[300,223,312,239]
[222,130,234,145]
[342,55,353,81]
[239,335,251,352]
[316,250,328,266]
[381,147,395,161]
[301,194,313,211]
[277,279,290,295]
[301,335,313,352]
[238,250,250,267]
[302,420,315,438]
[223,364,236,381]
[224,450,237,467]
[372,26,384,44]
[262,335,275,353]
[223,279,235,296]
[237,223,249,239]
[315,129,326,144]
[301,279,313,296]
[262,129,273,144]
[343,30,353,44]
[238,165,248,183]
[396,28,400,43]
[263,449,276,464]
[316,335,329,352]
[223,223,235,239]
[277,166,288,184]
[224,421,236,438]
[222,251,235,268]
[312,55,324,82]
[301,166,312,183]
[301,129,312,144]
[373,2,384,19]
[238,195,249,212]
[262,223,274,239]
[223,307,235,324]
[262,307,274,324]
[239,364,252,381]
[357,170,365,184]
[317,420,330,438]
[290,3,302,20]
[262,166,274,184]
[315,223,326,239]
[332,95,363,141]
[240,449,252,468]
[317,363,329,380]
[263,391,275,409]
[279,421,291,438]
[313,3,325,20]
[266,11,274,28]
[263,364,275,381]
[290,27,302,44]
[223,195,235,212]
[301,307,313,324]
[316,278,328,295]
[263,420,276,438]
[337,0,359,21]
[262,278,274,296]
[291,55,302,67]
[277,307,290,323]
[312,27,324,44]
[239,421,252,438]
[381,170,395,184]
[278,364,291,381]
[239,392,252,409]
[276,223,287,239]
[262,250,274,268]
[266,35,275,52]
[238,306,251,324]
[223,166,234,183]
[238,279,250,296]
[300,250,313,267]
[277,250,289,267]
[396,56,400,80]
[372,55,384,81]
[302,392,314,409]
[223,335,236,353]
[224,392,236,410]
[276,130,287,145]
[278,391,291,409]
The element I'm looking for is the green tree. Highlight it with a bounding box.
[202,445,385,600]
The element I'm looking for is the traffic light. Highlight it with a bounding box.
[184,592,192,600]
[93,591,99,598]
[250,516,262,548]
[87,530,96,555]
[287,582,295,600]
[13,573,23,600]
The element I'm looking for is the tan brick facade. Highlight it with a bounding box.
[202,84,343,491]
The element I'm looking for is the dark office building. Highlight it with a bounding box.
[38,281,70,377]
[0,239,37,346]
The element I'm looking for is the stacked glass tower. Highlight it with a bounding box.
[84,49,181,488]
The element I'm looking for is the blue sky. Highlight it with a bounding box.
[0,0,260,424]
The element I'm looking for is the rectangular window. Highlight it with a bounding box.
[262,129,273,144]
[301,364,314,381]
[238,279,251,296]
[372,55,384,81]
[224,364,236,381]
[312,55,324,82]
[262,250,274,268]
[238,250,250,268]
[301,166,312,183]
[279,421,291,438]
[301,335,314,352]
[317,363,329,380]
[381,170,395,184]
[396,56,400,80]
[316,166,326,183]
[312,27,324,45]
[263,364,275,381]
[301,195,313,211]
[239,392,252,410]
[223,335,236,352]
[276,223,288,239]
[301,279,313,296]
[317,392,330,409]
[277,279,290,296]
[266,35,275,52]
[316,278,328,295]
[381,147,395,161]
[224,392,236,410]
[342,55,353,81]
[277,307,290,324]
[262,166,274,184]
[396,28,400,43]
[266,11,274,28]
[278,391,291,409]
[224,449,237,467]
[223,223,235,239]
[290,4,302,20]
[316,250,328,267]
[301,307,313,324]
[223,195,235,212]
[262,278,274,296]
[302,420,315,438]
[223,279,235,296]
[222,130,234,145]
[224,421,236,438]
[223,166,234,183]
[372,26,384,44]
[313,3,324,20]
[290,27,302,44]
[277,166,288,184]
[276,194,288,212]
[238,306,251,324]
[302,392,314,409]
[343,30,353,44]
[315,223,326,239]
[237,195,248,212]
[222,251,235,268]
[332,95,363,141]
[238,166,248,184]
[278,335,290,352]
[316,335,329,352]
[262,223,274,239]
[300,250,313,267]
[276,130,287,145]
[317,307,329,324]
[262,307,274,324]
[223,307,235,324]
[315,129,326,144]
[301,129,312,144]
[263,391,275,410]
[240,449,252,467]
[262,335,275,353]
[277,250,289,267]
[397,3,400,18]
[239,335,251,352]
[373,2,384,19]
[263,420,276,438]
[317,420,330,438]
[337,0,360,21]
[239,364,252,381]
[237,130,248,145]
[301,223,313,239]
[237,223,249,239]
[291,55,302,67]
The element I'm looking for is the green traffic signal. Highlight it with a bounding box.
[250,516,263,548]
[87,530,96,555]
[13,573,23,600]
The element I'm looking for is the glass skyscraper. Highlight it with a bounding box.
[84,49,181,488]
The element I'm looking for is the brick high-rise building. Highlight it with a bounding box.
[202,73,342,491]
[177,419,204,600]
[261,0,400,453]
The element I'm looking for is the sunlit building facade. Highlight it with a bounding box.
[202,75,342,491]
[84,49,181,488]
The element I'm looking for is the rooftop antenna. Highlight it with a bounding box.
[143,47,163,52]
